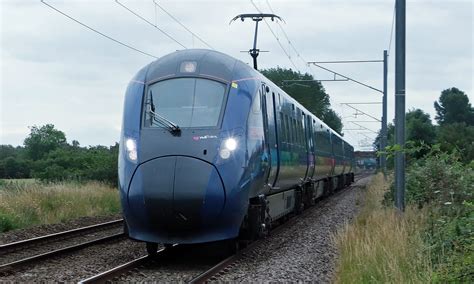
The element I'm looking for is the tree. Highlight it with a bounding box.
[32,143,118,185]
[374,123,395,151]
[406,109,436,145]
[406,109,436,159]
[0,157,31,178]
[261,67,343,134]
[23,124,67,160]
[437,122,474,163]
[0,145,17,160]
[322,109,343,134]
[434,88,474,125]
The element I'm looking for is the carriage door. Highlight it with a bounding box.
[261,84,280,187]
[306,115,315,179]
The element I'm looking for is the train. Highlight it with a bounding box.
[118,49,355,254]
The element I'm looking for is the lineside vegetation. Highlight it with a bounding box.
[335,147,473,283]
[334,173,432,283]
[0,179,120,232]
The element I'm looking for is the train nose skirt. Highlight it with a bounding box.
[128,156,225,230]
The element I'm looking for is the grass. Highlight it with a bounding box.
[0,179,120,232]
[334,173,432,283]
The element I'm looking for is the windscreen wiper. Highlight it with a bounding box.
[149,110,181,135]
[148,91,180,135]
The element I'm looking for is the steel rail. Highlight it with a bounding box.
[189,172,372,283]
[78,246,177,284]
[78,253,152,284]
[0,233,125,274]
[0,219,123,253]
[78,173,373,283]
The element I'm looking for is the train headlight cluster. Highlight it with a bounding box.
[220,137,238,159]
[224,137,237,151]
[125,138,138,162]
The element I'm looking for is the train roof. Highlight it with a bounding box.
[145,49,240,84]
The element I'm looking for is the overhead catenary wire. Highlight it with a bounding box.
[341,103,381,122]
[338,104,360,145]
[387,2,396,56]
[309,62,384,94]
[349,122,378,134]
[40,0,158,59]
[152,0,214,50]
[115,0,187,49]
[256,0,370,148]
[265,0,313,74]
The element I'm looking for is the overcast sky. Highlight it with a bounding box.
[1,0,472,150]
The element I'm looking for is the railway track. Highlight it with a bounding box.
[189,172,372,283]
[78,172,373,283]
[0,219,124,274]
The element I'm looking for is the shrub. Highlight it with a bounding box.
[385,147,473,282]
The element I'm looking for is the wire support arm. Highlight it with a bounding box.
[309,60,383,64]
[308,62,383,94]
[229,13,283,24]
[341,103,381,122]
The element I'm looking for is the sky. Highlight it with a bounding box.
[1,0,472,150]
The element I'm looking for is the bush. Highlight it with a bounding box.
[31,144,118,186]
[385,147,473,282]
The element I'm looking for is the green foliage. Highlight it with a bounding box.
[32,144,118,185]
[0,145,18,160]
[260,67,343,134]
[321,109,343,135]
[0,124,118,185]
[377,89,473,280]
[437,122,474,163]
[0,145,31,178]
[24,124,67,161]
[376,109,436,166]
[0,157,31,178]
[406,108,436,145]
[434,87,474,126]
[385,148,473,282]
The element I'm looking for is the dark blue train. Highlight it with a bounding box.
[118,49,355,254]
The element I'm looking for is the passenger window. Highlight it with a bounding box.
[252,91,261,114]
[285,115,291,143]
[293,118,298,144]
[280,112,286,142]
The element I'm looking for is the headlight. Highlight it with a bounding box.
[125,138,138,162]
[224,138,237,151]
[219,137,238,159]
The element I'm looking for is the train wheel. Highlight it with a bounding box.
[146,242,158,256]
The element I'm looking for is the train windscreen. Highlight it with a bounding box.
[144,78,226,128]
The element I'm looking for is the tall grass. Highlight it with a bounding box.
[334,173,432,283]
[0,180,120,232]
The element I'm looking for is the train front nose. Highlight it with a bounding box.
[127,156,226,241]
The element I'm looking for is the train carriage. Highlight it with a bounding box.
[118,49,354,252]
